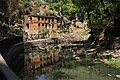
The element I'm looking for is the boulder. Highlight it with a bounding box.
[111,37,120,49]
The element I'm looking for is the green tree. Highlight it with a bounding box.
[48,0,77,18]
[62,0,77,18]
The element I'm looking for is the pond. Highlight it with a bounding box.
[22,45,120,80]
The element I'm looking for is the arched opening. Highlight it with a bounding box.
[26,23,29,29]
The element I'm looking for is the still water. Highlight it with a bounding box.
[36,61,120,80]
[23,45,120,80]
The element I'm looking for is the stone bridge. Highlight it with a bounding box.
[0,36,60,79]
[0,36,23,80]
[0,36,85,80]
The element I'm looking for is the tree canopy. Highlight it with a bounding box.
[0,0,120,37]
[48,0,120,31]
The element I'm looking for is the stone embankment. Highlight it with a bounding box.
[99,59,120,79]
[0,54,21,80]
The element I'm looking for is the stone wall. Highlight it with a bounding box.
[0,36,23,55]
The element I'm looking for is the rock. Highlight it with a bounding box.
[104,59,108,61]
[75,57,80,60]
[75,22,83,28]
[111,37,120,49]
[116,75,120,78]
[107,74,112,76]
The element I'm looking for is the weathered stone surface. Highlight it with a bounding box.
[116,75,120,78]
[111,37,120,49]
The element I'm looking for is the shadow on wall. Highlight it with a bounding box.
[0,36,24,75]
[0,36,23,55]
[5,42,24,74]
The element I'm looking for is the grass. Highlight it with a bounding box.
[103,58,120,70]
[23,73,38,80]
[108,61,120,69]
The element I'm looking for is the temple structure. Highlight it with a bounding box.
[24,15,58,30]
[23,1,60,41]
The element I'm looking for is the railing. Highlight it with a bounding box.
[0,54,20,80]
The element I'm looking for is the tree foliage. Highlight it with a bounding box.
[0,0,38,36]
[73,0,120,28]
[0,0,120,37]
[48,0,77,18]
[48,0,120,31]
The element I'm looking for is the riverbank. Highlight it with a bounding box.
[44,59,120,80]
[99,58,120,78]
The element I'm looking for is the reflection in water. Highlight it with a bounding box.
[38,75,46,80]
[24,45,60,72]
[23,45,120,80]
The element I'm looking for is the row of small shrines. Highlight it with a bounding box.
[25,52,60,71]
[24,15,59,30]
[23,15,60,41]
[26,33,49,40]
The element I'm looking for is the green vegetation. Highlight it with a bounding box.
[48,0,120,28]
[48,0,77,19]
[0,0,120,41]
[45,59,119,80]
[109,61,120,69]
[0,0,120,79]
[105,58,120,70]
[64,59,80,69]
[0,0,39,38]
[48,0,120,46]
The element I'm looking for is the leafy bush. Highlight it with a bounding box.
[18,24,24,28]
[64,59,80,69]
[2,24,9,32]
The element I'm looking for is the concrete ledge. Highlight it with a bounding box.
[0,54,20,80]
